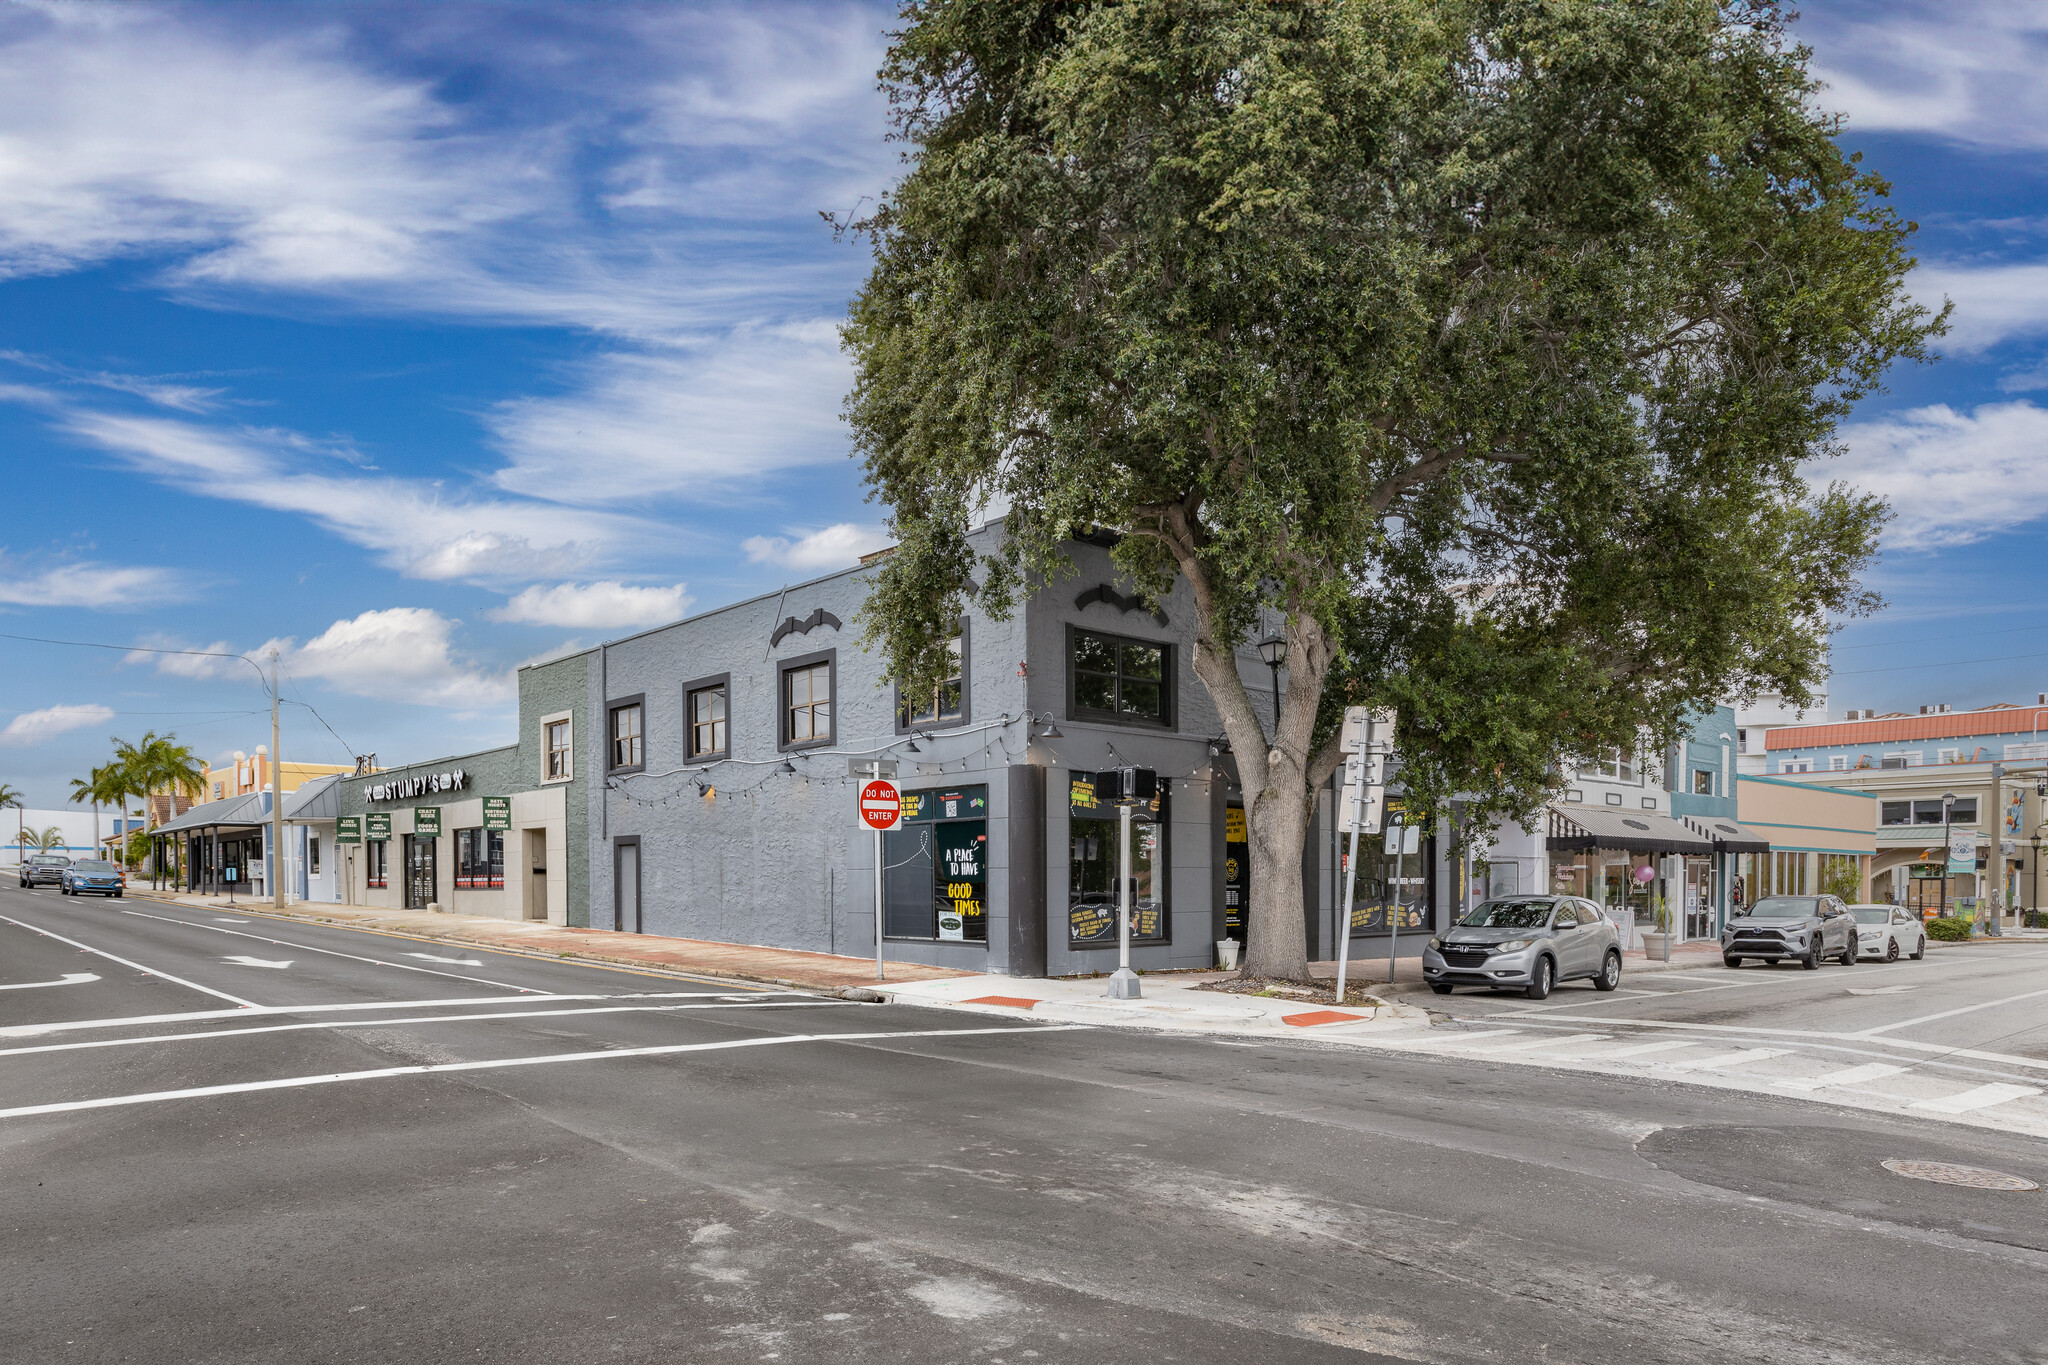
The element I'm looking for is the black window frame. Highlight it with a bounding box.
[454,827,505,889]
[680,672,732,765]
[365,839,388,889]
[895,617,971,733]
[777,648,837,752]
[1065,624,1175,730]
[607,694,646,774]
[1066,782,1172,948]
[1880,800,1910,826]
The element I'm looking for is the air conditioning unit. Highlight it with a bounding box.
[1919,703,1952,715]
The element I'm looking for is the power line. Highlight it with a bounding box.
[1831,621,2048,653]
[1833,649,2048,677]
[0,631,267,686]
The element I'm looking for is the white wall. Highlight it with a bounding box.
[4,808,143,865]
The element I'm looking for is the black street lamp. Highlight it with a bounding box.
[1256,633,1286,732]
[1941,791,1956,920]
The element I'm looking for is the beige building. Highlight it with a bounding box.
[202,748,356,803]
[1733,775,1876,905]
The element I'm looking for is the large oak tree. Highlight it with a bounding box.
[842,0,1941,980]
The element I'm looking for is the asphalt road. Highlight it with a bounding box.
[4,884,2045,1364]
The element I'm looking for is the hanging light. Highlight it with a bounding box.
[1040,719,1062,739]
[903,738,921,753]
[780,760,796,775]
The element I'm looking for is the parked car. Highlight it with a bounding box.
[1423,895,1623,1000]
[18,854,71,888]
[1722,894,1857,968]
[59,859,125,898]
[1852,903,1926,962]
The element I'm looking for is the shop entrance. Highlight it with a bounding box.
[881,786,990,943]
[404,834,437,909]
[1223,802,1247,944]
[1684,859,1714,940]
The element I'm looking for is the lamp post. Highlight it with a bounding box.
[1256,634,1285,732]
[1941,791,1956,921]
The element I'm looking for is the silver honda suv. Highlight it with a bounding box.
[1423,895,1624,1000]
[1722,894,1857,969]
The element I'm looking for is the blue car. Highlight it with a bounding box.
[60,858,125,898]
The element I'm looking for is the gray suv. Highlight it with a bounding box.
[1424,896,1623,1000]
[1722,894,1857,969]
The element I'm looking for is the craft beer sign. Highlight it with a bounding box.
[414,806,442,837]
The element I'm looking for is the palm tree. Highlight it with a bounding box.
[0,782,23,866]
[24,824,66,853]
[112,732,204,884]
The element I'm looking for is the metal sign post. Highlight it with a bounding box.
[1334,708,1392,1004]
[1105,767,1154,1001]
[859,764,903,980]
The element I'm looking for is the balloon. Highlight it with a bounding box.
[1632,865,1655,884]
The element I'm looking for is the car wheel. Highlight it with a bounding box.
[1428,982,1453,995]
[1524,956,1554,1001]
[1885,938,1899,963]
[1838,937,1857,966]
[1801,941,1821,970]
[1724,955,1742,968]
[1595,951,1622,991]
[1910,935,1925,960]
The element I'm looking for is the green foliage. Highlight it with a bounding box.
[1924,916,1971,942]
[842,0,1942,969]
[24,825,65,852]
[1818,860,1862,902]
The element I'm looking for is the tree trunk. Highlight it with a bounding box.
[1243,766,1312,979]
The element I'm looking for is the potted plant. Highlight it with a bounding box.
[1640,894,1674,961]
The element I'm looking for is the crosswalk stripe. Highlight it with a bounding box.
[1663,1048,1791,1071]
[1601,1040,1702,1060]
[1910,1082,2043,1114]
[1773,1063,1907,1092]
[1473,1032,1608,1053]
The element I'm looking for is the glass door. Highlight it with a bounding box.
[404,834,437,909]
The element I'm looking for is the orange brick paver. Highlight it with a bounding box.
[130,892,971,994]
[1282,1009,1366,1027]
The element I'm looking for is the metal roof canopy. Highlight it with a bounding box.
[1678,814,1772,855]
[1547,806,1714,856]
[153,791,268,836]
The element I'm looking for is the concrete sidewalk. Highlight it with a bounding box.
[123,889,973,995]
[872,971,1435,1038]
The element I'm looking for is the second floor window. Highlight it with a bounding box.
[785,662,831,745]
[1070,628,1169,726]
[545,719,571,779]
[1882,798,1977,826]
[1591,749,1639,782]
[899,633,965,728]
[688,683,728,759]
[1691,769,1714,795]
[609,701,643,771]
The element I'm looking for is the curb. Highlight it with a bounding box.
[122,890,894,999]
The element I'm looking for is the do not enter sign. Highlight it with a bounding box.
[859,779,902,831]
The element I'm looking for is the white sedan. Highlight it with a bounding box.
[1852,905,1926,962]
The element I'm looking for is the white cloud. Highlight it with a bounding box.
[1802,3,2048,150]
[1910,260,2048,355]
[0,350,224,412]
[56,408,649,583]
[261,608,510,708]
[122,636,245,680]
[0,556,190,609]
[486,581,693,630]
[485,322,855,504]
[742,523,890,573]
[0,703,114,747]
[1819,400,2048,549]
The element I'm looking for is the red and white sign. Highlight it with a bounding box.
[859,779,902,831]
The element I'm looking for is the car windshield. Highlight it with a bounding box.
[1460,898,1556,928]
[1852,908,1891,925]
[1745,896,1819,919]
[71,860,117,874]
[30,855,69,866]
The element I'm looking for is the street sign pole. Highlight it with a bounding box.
[1336,754,1364,1005]
[1334,708,1391,1004]
[857,764,904,981]
[873,763,886,980]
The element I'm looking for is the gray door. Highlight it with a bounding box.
[1554,902,1596,978]
[526,829,548,922]
[614,839,640,934]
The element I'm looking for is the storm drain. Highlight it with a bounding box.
[1882,1158,2040,1192]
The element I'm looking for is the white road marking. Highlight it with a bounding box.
[1472,1031,1608,1053]
[1661,1047,1790,1071]
[405,952,483,966]
[0,912,258,1008]
[0,1000,849,1058]
[221,955,292,969]
[214,918,248,923]
[1857,986,2048,1037]
[0,972,99,992]
[0,991,746,1038]
[1846,986,1916,996]
[1773,1063,1908,1092]
[1457,1011,2048,1072]
[1910,1082,2043,1114]
[0,1025,1090,1121]
[1601,1040,1702,1060]
[120,908,542,994]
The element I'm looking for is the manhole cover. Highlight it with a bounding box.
[1882,1159,2040,1191]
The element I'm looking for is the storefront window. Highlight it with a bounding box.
[455,828,504,889]
[366,839,388,889]
[881,786,989,942]
[1342,800,1431,936]
[1068,771,1167,946]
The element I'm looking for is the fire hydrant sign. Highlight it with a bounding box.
[859,779,902,831]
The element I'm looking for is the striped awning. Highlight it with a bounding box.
[1547,806,1714,856]
[1679,814,1773,855]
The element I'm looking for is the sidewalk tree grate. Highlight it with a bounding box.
[1881,1158,2039,1191]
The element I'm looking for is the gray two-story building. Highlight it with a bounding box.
[327,524,1462,978]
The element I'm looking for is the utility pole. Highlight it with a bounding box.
[270,649,285,910]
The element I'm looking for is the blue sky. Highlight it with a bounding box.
[0,1,2045,804]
